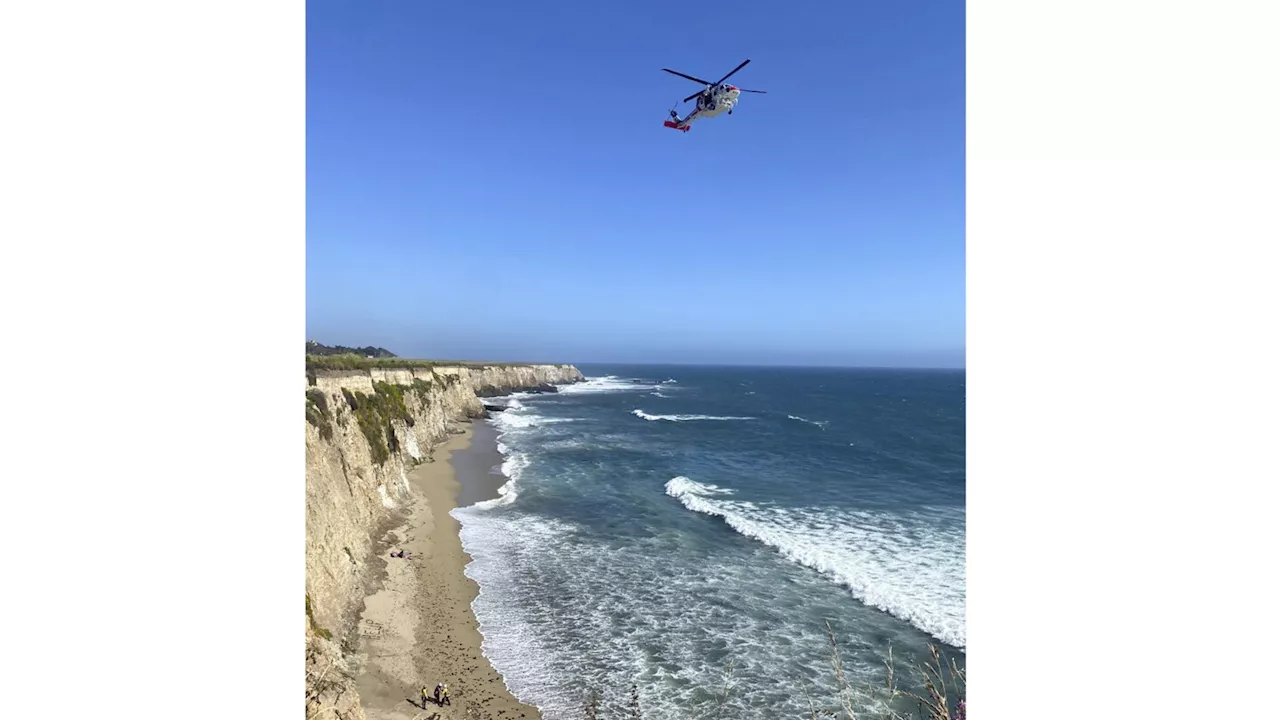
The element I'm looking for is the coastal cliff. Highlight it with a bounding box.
[305,362,584,720]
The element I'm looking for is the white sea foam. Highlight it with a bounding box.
[491,411,578,431]
[453,495,904,720]
[484,390,532,404]
[662,378,678,384]
[556,375,655,394]
[787,414,829,429]
[540,438,592,452]
[452,444,531,512]
[468,483,516,510]
[664,476,735,498]
[450,385,959,719]
[475,399,581,510]
[491,412,542,430]
[665,476,967,649]
[632,409,754,422]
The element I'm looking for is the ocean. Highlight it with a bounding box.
[451,365,966,719]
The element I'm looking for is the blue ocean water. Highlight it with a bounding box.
[451,365,965,719]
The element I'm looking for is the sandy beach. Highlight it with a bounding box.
[353,421,541,720]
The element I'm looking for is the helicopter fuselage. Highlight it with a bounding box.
[697,85,741,118]
[661,59,764,132]
[666,85,740,130]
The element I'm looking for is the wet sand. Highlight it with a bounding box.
[354,421,541,720]
[453,421,508,509]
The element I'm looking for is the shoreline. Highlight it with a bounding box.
[452,420,509,510]
[353,420,541,720]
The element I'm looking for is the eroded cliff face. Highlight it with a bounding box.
[304,363,583,719]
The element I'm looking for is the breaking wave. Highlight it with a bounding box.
[632,409,754,423]
[472,402,582,510]
[787,415,829,429]
[664,476,966,649]
[469,452,528,509]
[457,485,905,720]
[557,375,655,395]
[452,367,965,719]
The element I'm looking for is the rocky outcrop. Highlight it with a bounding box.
[304,363,583,719]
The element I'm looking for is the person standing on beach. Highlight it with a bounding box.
[420,685,430,708]
[441,684,451,706]
[433,683,442,705]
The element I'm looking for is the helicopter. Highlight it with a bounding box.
[661,58,767,133]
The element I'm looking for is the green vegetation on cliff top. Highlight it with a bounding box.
[305,339,570,373]
[306,353,559,371]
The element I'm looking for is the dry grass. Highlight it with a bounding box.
[820,621,966,720]
[304,615,963,720]
[583,689,602,720]
[305,638,360,720]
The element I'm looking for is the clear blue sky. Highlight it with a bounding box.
[306,1,964,368]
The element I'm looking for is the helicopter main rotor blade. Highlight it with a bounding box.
[662,68,714,86]
[711,59,751,87]
[737,89,767,94]
[674,60,755,103]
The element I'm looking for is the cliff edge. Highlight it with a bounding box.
[304,362,584,720]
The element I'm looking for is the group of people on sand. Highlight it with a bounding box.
[420,682,451,707]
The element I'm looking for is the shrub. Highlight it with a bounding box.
[345,382,420,465]
[353,395,389,465]
[305,389,334,440]
[372,381,413,424]
[411,378,434,405]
